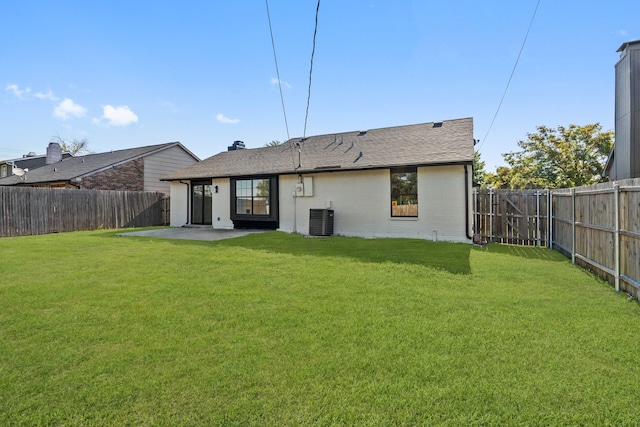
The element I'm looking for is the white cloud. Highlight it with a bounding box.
[270,77,291,88]
[100,105,139,126]
[5,84,31,99]
[34,90,59,101]
[160,100,178,113]
[53,98,87,119]
[216,113,239,124]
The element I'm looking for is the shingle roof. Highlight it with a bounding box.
[163,117,474,180]
[0,142,188,185]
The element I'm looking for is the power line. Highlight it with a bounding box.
[302,0,320,139]
[478,0,541,151]
[265,0,290,141]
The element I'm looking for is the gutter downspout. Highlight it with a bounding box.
[464,165,472,240]
[179,180,190,225]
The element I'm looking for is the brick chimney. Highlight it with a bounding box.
[46,142,63,164]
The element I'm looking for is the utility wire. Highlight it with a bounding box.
[478,0,541,151]
[265,0,290,141]
[302,0,320,139]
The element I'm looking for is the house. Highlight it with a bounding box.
[162,117,475,242]
[605,39,640,180]
[0,142,200,195]
[0,150,73,178]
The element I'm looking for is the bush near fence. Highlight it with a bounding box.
[0,187,168,237]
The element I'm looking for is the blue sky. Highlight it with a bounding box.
[1,1,638,171]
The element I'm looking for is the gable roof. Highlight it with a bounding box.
[163,117,474,181]
[0,142,197,186]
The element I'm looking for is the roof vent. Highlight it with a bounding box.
[358,130,367,136]
[228,140,246,151]
[433,122,443,128]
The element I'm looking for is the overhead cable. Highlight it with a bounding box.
[478,0,541,151]
[302,0,321,139]
[265,0,290,141]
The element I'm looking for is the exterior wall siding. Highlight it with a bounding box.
[212,178,233,229]
[422,165,471,241]
[632,47,640,178]
[278,165,471,242]
[80,158,144,191]
[169,181,189,226]
[144,146,199,194]
[614,42,640,180]
[615,52,632,180]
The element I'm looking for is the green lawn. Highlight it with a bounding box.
[1,229,638,426]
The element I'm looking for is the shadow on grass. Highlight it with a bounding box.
[212,231,472,275]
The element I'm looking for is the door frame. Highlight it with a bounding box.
[191,180,213,225]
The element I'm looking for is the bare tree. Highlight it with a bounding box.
[51,135,92,155]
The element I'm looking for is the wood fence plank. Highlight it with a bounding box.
[0,187,165,237]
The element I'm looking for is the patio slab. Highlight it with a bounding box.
[117,227,268,241]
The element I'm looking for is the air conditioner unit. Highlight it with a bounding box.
[309,209,334,236]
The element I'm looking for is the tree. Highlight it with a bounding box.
[264,140,283,147]
[485,166,514,189]
[491,124,613,189]
[473,151,487,186]
[51,135,92,155]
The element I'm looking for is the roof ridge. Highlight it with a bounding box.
[285,117,473,143]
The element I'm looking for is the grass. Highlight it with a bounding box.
[1,229,638,426]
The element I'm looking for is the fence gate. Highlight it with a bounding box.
[474,189,549,246]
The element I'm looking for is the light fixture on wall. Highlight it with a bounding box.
[214,185,218,193]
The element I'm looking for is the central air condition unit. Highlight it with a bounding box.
[309,209,334,236]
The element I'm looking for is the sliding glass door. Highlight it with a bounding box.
[191,181,212,225]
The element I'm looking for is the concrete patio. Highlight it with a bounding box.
[117,227,268,241]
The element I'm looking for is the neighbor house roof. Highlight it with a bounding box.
[0,152,73,171]
[617,39,640,53]
[0,142,196,186]
[163,117,474,181]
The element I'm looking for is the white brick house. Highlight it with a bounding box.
[163,117,475,242]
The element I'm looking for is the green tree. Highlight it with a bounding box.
[485,166,514,189]
[494,124,613,189]
[264,140,283,147]
[473,151,487,186]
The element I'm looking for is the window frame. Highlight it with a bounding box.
[230,176,279,226]
[390,167,418,218]
[233,177,271,216]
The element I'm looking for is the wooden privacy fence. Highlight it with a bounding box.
[551,178,640,300]
[474,179,640,299]
[0,187,168,237]
[474,189,549,246]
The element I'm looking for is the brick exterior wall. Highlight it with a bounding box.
[79,158,144,191]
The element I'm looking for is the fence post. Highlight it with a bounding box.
[571,188,576,265]
[614,183,620,292]
[489,187,494,242]
[547,190,553,249]
[536,190,541,247]
[473,188,478,235]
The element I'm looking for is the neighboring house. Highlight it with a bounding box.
[162,117,475,242]
[0,142,200,195]
[0,150,73,178]
[605,39,640,180]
